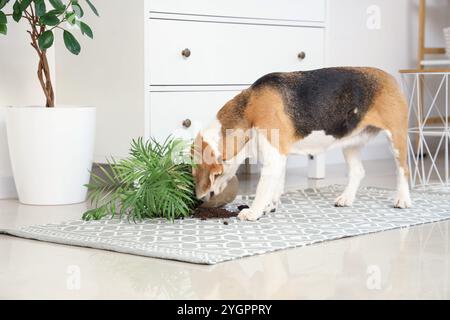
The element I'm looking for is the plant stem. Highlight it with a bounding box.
[39,51,55,107]
[24,8,55,108]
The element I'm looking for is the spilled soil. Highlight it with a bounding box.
[192,205,249,220]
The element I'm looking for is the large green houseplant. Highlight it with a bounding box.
[0,0,98,107]
[1,0,100,205]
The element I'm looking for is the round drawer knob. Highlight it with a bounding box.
[297,51,306,60]
[182,119,192,128]
[181,48,191,58]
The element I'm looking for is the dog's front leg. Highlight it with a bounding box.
[335,145,365,207]
[238,161,286,221]
[238,135,287,221]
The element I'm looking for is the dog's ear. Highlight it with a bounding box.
[192,134,203,166]
[191,142,198,176]
[192,133,224,198]
[208,163,223,186]
[211,163,223,175]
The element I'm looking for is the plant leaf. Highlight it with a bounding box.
[0,0,8,10]
[34,0,46,17]
[80,21,92,38]
[0,23,6,35]
[63,30,81,55]
[19,0,32,11]
[12,0,21,22]
[0,11,6,24]
[48,0,65,11]
[40,13,59,26]
[85,0,98,16]
[38,30,54,49]
[46,8,64,16]
[65,11,76,25]
[82,206,108,221]
[72,3,83,18]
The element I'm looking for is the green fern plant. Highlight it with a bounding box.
[82,137,198,222]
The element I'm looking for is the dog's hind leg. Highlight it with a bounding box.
[335,145,365,207]
[386,129,412,208]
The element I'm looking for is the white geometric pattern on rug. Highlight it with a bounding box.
[413,184,450,194]
[2,185,450,264]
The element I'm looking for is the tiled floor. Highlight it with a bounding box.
[0,159,449,299]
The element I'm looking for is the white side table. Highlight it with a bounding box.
[400,69,450,187]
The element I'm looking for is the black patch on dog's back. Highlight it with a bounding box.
[251,68,381,138]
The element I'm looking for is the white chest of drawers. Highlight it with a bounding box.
[57,1,327,163]
[145,0,327,144]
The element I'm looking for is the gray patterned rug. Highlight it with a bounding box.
[1,185,450,265]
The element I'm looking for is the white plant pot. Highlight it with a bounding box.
[6,106,96,205]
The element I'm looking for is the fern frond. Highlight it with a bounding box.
[82,137,198,222]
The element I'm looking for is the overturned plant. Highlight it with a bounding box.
[82,137,198,222]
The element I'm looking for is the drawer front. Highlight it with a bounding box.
[149,20,324,85]
[150,91,241,142]
[149,0,326,22]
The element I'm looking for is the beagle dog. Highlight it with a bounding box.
[193,67,412,221]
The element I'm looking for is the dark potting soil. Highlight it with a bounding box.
[192,205,249,220]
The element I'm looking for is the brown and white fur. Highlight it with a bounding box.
[193,67,412,221]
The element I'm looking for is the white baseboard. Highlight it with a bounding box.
[0,176,17,199]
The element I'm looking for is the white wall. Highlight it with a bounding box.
[326,0,411,73]
[0,21,55,198]
[327,0,449,72]
[55,0,146,163]
[317,0,411,166]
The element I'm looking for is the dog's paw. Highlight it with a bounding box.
[334,193,355,207]
[263,200,279,214]
[394,195,412,209]
[238,208,262,221]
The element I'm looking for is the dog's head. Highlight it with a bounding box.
[192,133,232,202]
